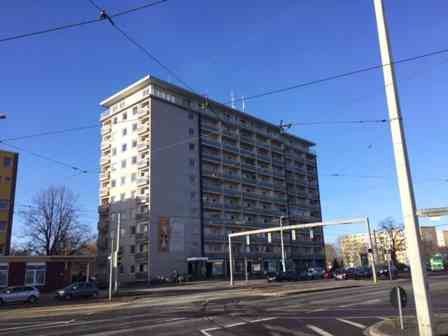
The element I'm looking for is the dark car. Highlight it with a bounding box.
[55,282,99,300]
[267,271,300,282]
[377,265,398,279]
[334,268,356,280]
[323,270,333,279]
[354,266,372,280]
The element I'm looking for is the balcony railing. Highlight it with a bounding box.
[137,125,149,134]
[240,148,255,158]
[138,159,149,168]
[202,169,221,178]
[224,204,242,210]
[203,184,222,193]
[222,143,239,153]
[240,135,254,144]
[257,181,274,189]
[138,143,149,151]
[257,154,271,163]
[100,156,111,166]
[135,233,147,242]
[137,177,148,186]
[202,139,221,148]
[203,202,223,210]
[241,163,256,171]
[239,123,252,130]
[222,129,237,137]
[202,123,219,132]
[272,158,284,166]
[223,188,241,196]
[256,142,270,150]
[242,177,256,185]
[257,167,272,176]
[222,158,240,166]
[222,173,241,182]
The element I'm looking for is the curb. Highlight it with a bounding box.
[364,321,391,336]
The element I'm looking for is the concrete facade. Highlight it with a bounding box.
[96,75,324,284]
[0,150,18,256]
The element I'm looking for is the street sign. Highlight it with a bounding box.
[390,286,407,308]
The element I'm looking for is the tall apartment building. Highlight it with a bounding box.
[96,75,324,284]
[0,150,18,256]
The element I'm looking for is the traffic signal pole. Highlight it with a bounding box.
[373,1,434,334]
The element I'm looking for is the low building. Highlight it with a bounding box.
[0,255,95,292]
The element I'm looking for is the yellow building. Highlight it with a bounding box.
[0,150,18,255]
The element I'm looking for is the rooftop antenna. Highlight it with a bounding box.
[230,90,235,109]
[241,96,246,112]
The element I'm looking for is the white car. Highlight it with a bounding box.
[0,286,40,305]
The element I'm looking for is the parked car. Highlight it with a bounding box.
[377,265,398,279]
[0,286,40,305]
[306,267,325,280]
[333,268,347,280]
[267,271,300,282]
[55,282,99,300]
[323,269,333,279]
[354,266,372,280]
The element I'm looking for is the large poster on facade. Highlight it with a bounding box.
[170,217,185,253]
[159,216,170,252]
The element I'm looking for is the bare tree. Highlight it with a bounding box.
[20,186,92,255]
[379,217,406,266]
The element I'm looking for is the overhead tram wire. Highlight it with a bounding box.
[0,0,169,43]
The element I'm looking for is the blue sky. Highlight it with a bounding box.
[1,0,447,245]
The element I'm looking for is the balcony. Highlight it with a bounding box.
[273,183,286,191]
[202,153,221,162]
[137,177,148,186]
[135,252,148,262]
[273,196,287,204]
[240,148,255,158]
[101,125,111,135]
[258,181,274,189]
[101,140,111,150]
[222,143,239,154]
[241,163,256,171]
[203,184,222,193]
[203,202,223,210]
[138,143,149,152]
[100,156,111,166]
[271,144,283,153]
[138,159,149,169]
[296,179,308,187]
[202,169,221,178]
[100,172,110,181]
[257,167,272,176]
[202,123,219,133]
[222,129,237,138]
[241,177,256,185]
[257,154,271,163]
[100,188,110,197]
[137,125,150,134]
[137,107,149,116]
[272,158,284,167]
[223,188,241,196]
[273,170,285,178]
[242,191,258,201]
[202,139,221,148]
[239,123,252,130]
[240,135,254,144]
[222,172,241,182]
[224,203,242,211]
[256,141,270,150]
[222,157,240,167]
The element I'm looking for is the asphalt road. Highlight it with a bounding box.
[1,274,447,336]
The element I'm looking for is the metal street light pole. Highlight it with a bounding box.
[365,217,378,283]
[113,213,121,293]
[280,216,286,273]
[373,1,434,334]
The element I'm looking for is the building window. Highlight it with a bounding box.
[25,264,46,286]
[120,193,125,200]
[131,173,137,182]
[122,112,127,120]
[112,148,117,156]
[139,264,145,272]
[188,112,194,120]
[131,191,136,198]
[3,158,12,167]
[122,144,127,152]
[0,221,6,231]
[130,245,135,254]
[0,264,8,287]
[119,264,124,274]
[139,244,144,253]
[189,143,195,151]
[132,106,138,115]
[113,117,117,124]
[120,177,126,186]
[130,265,135,273]
[190,175,196,183]
[122,128,127,136]
[111,180,116,187]
[0,200,9,210]
[189,159,195,167]
[132,140,137,148]
[188,128,194,136]
[190,192,196,200]
[132,123,137,131]
[121,160,127,168]
[131,226,136,235]
[132,156,137,164]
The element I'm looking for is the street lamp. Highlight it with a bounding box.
[279,216,286,273]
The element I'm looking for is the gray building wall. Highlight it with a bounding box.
[148,97,202,278]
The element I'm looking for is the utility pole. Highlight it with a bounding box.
[365,217,377,283]
[113,213,121,293]
[280,216,286,272]
[373,1,434,334]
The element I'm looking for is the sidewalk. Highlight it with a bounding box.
[366,314,448,336]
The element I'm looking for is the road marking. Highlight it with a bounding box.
[306,324,334,336]
[200,327,220,336]
[336,318,366,329]
[226,321,247,327]
[250,317,277,323]
[0,319,74,333]
[339,298,381,308]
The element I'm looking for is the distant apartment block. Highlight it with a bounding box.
[0,150,18,256]
[339,230,408,267]
[96,75,324,284]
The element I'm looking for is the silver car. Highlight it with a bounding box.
[0,286,40,304]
